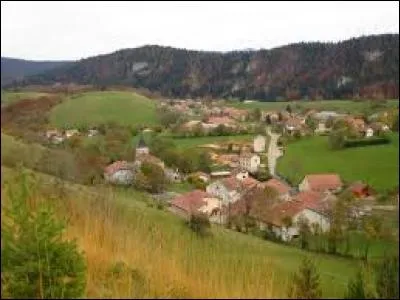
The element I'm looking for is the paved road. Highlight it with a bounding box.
[266,127,282,177]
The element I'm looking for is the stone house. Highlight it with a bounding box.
[104,161,136,185]
[239,153,261,173]
[253,135,266,153]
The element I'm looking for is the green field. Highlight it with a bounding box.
[1,165,361,298]
[277,133,399,191]
[49,91,159,128]
[227,99,399,114]
[170,134,254,150]
[1,91,50,105]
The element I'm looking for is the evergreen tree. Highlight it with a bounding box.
[289,257,322,299]
[375,254,399,299]
[1,168,87,299]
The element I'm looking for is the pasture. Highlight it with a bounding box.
[277,133,399,191]
[49,91,159,128]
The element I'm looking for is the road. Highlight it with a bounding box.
[266,127,282,177]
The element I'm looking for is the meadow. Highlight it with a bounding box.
[277,133,399,191]
[1,166,361,298]
[227,99,399,114]
[49,91,159,128]
[1,91,50,105]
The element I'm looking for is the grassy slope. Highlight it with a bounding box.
[49,91,158,128]
[1,91,50,105]
[277,133,399,191]
[1,166,360,298]
[227,99,399,113]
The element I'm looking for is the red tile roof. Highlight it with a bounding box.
[263,178,291,195]
[303,174,342,192]
[207,116,235,125]
[170,190,210,214]
[221,176,259,192]
[104,161,131,175]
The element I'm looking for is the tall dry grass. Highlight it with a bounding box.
[2,170,283,298]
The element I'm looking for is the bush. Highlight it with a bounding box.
[187,213,211,236]
[1,169,87,298]
[343,136,391,148]
[289,257,322,299]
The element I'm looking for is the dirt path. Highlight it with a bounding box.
[266,127,282,177]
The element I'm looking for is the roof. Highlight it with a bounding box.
[303,174,343,192]
[263,178,291,195]
[104,161,131,175]
[137,135,147,148]
[170,190,210,214]
[207,116,235,125]
[240,152,259,159]
[347,181,374,196]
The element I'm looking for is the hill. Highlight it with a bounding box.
[1,57,72,86]
[277,133,399,191]
[1,165,361,298]
[9,34,399,101]
[49,91,159,128]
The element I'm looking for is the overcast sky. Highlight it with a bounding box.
[1,1,399,61]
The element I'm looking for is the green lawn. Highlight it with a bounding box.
[227,99,399,114]
[1,91,50,105]
[277,133,399,191]
[49,91,159,128]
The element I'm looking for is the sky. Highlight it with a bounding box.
[1,1,399,61]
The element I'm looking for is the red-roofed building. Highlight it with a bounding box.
[299,174,343,193]
[347,181,374,199]
[104,161,136,185]
[169,190,223,222]
[262,178,292,201]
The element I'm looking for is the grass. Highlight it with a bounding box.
[1,91,50,106]
[1,165,364,298]
[49,91,159,128]
[169,134,254,150]
[227,99,399,114]
[277,133,399,191]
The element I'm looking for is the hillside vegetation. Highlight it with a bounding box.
[1,57,72,86]
[49,91,159,128]
[10,34,399,101]
[1,166,362,298]
[277,133,399,191]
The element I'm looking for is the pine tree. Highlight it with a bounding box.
[375,254,399,299]
[1,168,87,299]
[289,257,322,299]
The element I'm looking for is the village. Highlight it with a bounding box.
[41,97,398,246]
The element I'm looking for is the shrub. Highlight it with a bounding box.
[343,136,391,148]
[1,169,87,298]
[289,257,322,299]
[187,213,211,237]
[375,254,399,299]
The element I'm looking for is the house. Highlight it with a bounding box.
[104,161,136,185]
[370,122,390,133]
[262,178,292,201]
[239,153,260,173]
[206,116,236,127]
[284,118,303,134]
[135,135,150,157]
[88,129,99,137]
[365,127,374,138]
[169,190,224,223]
[206,175,259,204]
[345,117,366,132]
[65,129,79,138]
[253,135,266,153]
[45,129,65,144]
[299,174,343,193]
[314,122,330,134]
[313,111,346,121]
[165,168,183,183]
[264,193,332,241]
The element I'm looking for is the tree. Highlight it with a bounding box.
[361,214,382,261]
[252,108,262,121]
[135,161,166,193]
[187,213,211,236]
[329,129,346,150]
[1,168,87,298]
[392,113,399,132]
[298,217,311,250]
[286,104,292,114]
[305,116,318,131]
[325,116,335,129]
[375,254,399,298]
[289,257,322,299]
